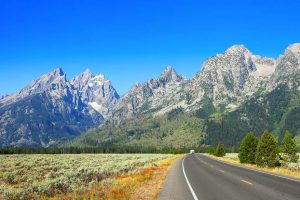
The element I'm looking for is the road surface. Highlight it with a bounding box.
[158,154,300,200]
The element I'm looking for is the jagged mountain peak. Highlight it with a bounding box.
[42,67,66,79]
[191,44,276,107]
[285,43,300,55]
[83,68,92,73]
[159,66,185,83]
[51,67,65,76]
[200,44,254,74]
[21,67,68,93]
[111,66,189,120]
[225,44,251,55]
[82,69,93,76]
[31,67,67,87]
[270,43,300,85]
[72,70,110,88]
[91,73,109,85]
[71,69,119,118]
[0,68,68,105]
[73,69,93,81]
[160,65,177,76]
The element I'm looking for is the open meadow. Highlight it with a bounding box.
[0,154,177,200]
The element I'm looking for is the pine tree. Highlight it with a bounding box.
[238,132,258,164]
[214,143,225,157]
[185,92,192,105]
[255,130,279,167]
[281,130,299,163]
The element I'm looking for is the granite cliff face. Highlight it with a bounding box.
[270,43,300,88]
[188,45,276,110]
[71,69,119,118]
[111,66,190,121]
[110,45,278,121]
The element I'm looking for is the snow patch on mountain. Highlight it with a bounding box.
[71,70,119,118]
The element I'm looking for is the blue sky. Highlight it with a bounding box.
[0,0,300,96]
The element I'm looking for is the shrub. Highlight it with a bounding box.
[214,143,225,157]
[0,154,174,198]
[281,130,299,163]
[3,172,17,184]
[238,132,258,164]
[35,177,72,196]
[255,130,279,167]
[185,93,192,105]
[2,187,33,200]
[167,107,184,120]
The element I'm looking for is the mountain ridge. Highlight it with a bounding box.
[0,68,119,147]
[1,43,300,147]
[69,43,300,149]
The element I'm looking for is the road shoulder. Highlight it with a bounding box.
[158,156,194,200]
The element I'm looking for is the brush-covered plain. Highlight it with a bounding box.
[0,154,175,199]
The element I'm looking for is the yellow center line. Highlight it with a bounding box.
[241,180,253,186]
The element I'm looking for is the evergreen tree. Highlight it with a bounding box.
[238,132,258,164]
[185,92,192,105]
[281,130,299,163]
[214,143,225,157]
[255,130,279,167]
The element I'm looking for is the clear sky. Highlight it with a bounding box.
[0,0,300,96]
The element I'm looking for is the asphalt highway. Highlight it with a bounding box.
[158,154,300,200]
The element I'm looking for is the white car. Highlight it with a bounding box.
[190,150,195,154]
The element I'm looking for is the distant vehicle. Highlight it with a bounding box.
[190,150,195,154]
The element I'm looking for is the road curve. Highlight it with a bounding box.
[158,154,300,200]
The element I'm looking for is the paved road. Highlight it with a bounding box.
[158,154,300,200]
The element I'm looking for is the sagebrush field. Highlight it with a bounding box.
[0,154,175,199]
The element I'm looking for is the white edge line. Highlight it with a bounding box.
[202,154,300,183]
[182,156,199,200]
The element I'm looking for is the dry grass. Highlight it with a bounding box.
[45,155,182,200]
[129,155,182,200]
[0,154,177,200]
[205,154,300,179]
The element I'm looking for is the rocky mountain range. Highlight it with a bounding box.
[0,68,119,147]
[1,43,300,147]
[110,43,299,120]
[70,43,300,149]
[110,66,190,121]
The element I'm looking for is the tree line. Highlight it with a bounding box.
[1,130,297,157]
[0,146,217,155]
[214,130,299,167]
[0,146,174,154]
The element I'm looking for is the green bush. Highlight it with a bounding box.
[214,143,225,157]
[238,132,258,164]
[185,92,192,105]
[255,130,279,167]
[3,172,17,184]
[2,187,33,200]
[281,130,299,163]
